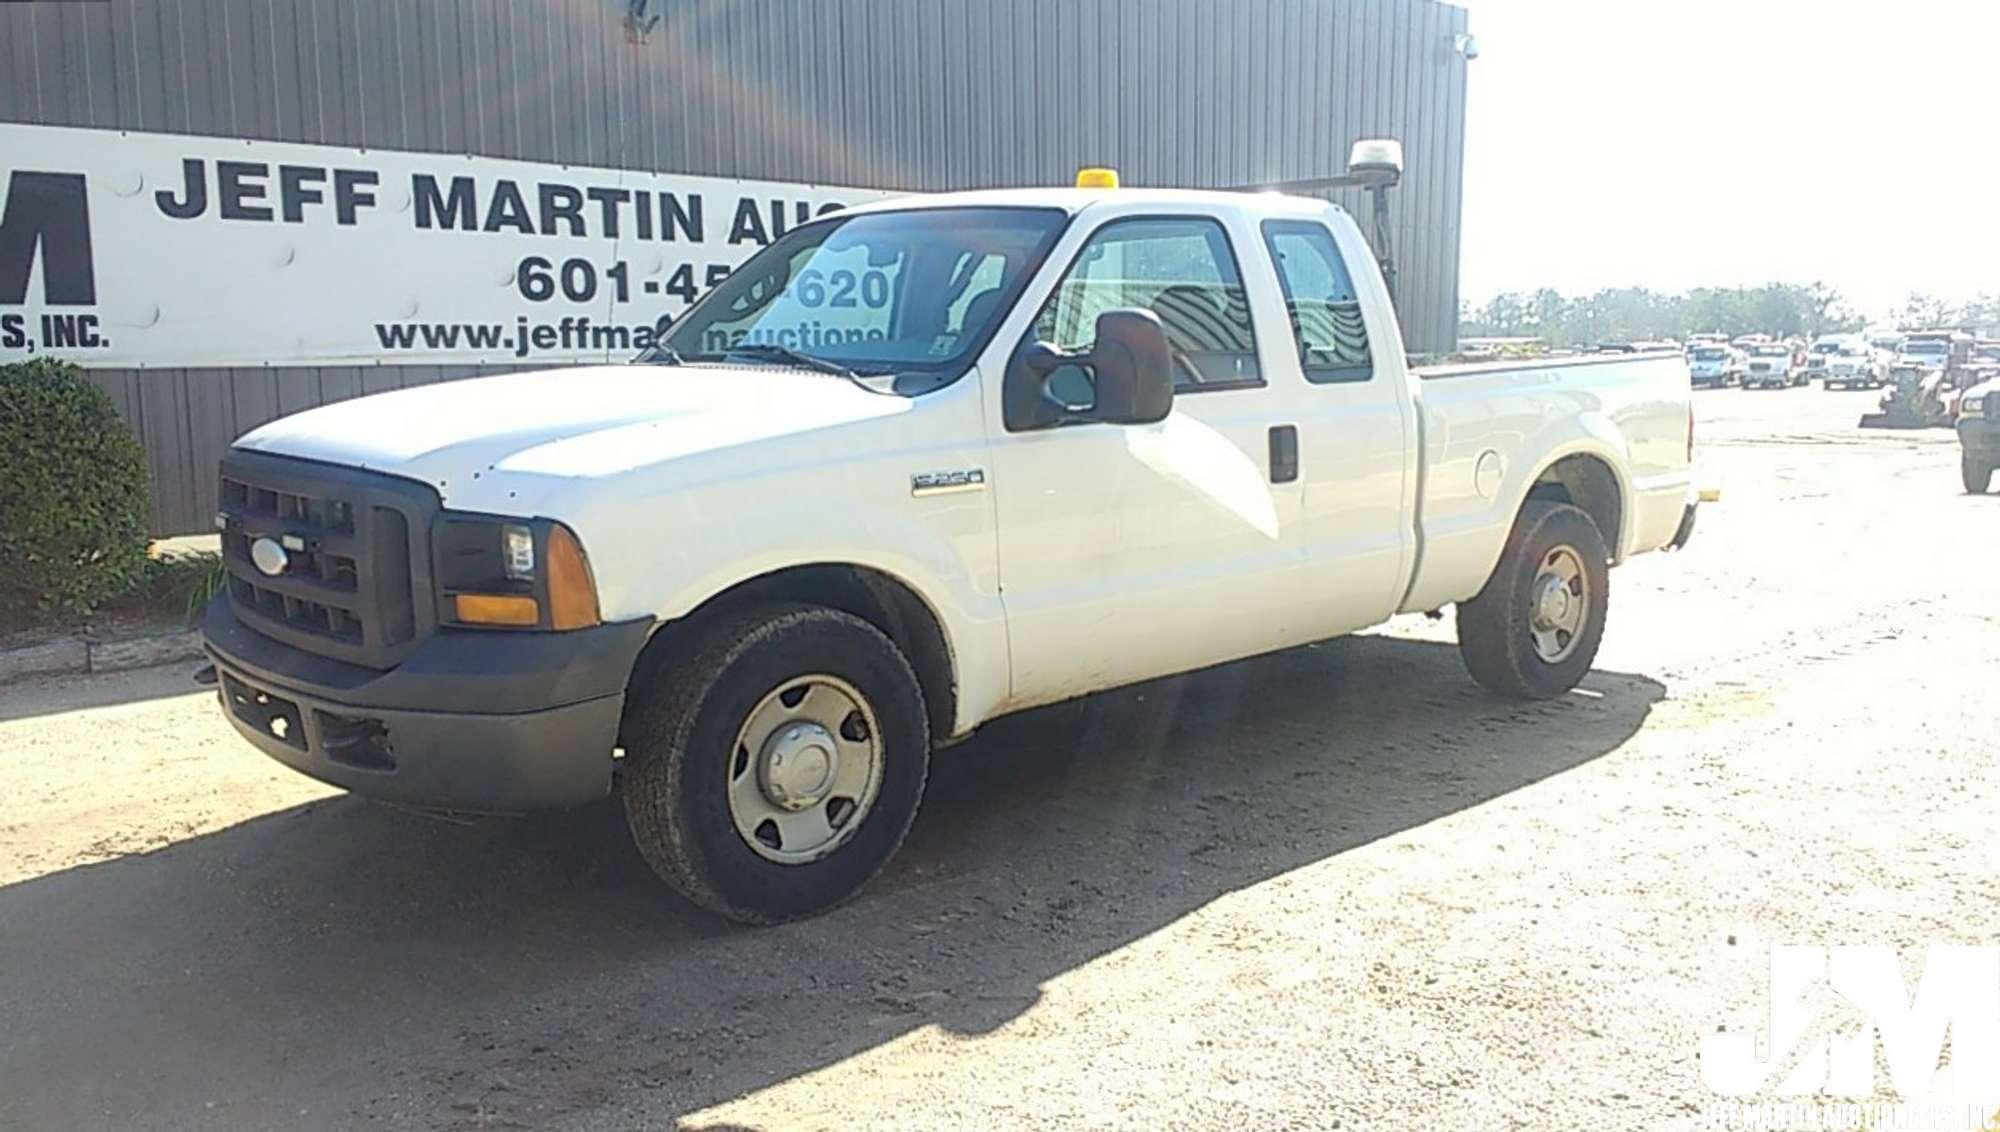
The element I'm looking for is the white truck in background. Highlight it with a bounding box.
[199,144,1699,923]
[1742,343,1803,389]
[1809,333,1887,390]
[1688,343,1744,387]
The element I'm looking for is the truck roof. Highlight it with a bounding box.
[846,185,1348,219]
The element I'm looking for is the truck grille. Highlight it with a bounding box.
[217,451,441,669]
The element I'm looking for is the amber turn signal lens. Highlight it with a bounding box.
[454,593,540,626]
[546,523,601,630]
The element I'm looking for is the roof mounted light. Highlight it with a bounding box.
[1224,136,1406,310]
[1075,167,1120,189]
[1231,136,1404,194]
[1345,138,1403,187]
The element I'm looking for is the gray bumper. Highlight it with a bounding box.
[201,595,652,812]
[1960,417,2000,460]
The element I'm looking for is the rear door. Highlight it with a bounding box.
[986,204,1313,709]
[1255,213,1416,636]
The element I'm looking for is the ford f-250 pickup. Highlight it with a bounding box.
[200,171,1699,923]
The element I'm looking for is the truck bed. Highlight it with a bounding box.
[1398,351,1694,613]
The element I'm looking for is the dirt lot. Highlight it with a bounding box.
[2,385,1995,1130]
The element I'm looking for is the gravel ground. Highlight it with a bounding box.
[1,385,1995,1130]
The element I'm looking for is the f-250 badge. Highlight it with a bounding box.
[910,469,986,496]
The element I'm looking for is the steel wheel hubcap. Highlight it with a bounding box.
[729,675,883,864]
[1528,545,1589,664]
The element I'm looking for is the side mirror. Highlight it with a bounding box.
[1004,309,1175,431]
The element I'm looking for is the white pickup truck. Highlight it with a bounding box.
[201,168,1697,923]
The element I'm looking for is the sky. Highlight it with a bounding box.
[1455,0,2000,321]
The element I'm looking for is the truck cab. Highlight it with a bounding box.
[1896,330,1971,379]
[1809,333,1885,390]
[1688,344,1742,387]
[201,166,1697,923]
[1743,344,1799,389]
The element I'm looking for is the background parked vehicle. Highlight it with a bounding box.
[1742,344,1800,389]
[1863,369,1953,428]
[1971,339,2000,373]
[1893,330,1971,380]
[1863,332,1977,428]
[1688,344,1743,387]
[1811,333,1887,389]
[1959,375,1999,492]
[1868,330,1905,358]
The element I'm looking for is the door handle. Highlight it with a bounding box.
[1268,424,1298,484]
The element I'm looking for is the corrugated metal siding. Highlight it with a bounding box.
[1,0,1470,536]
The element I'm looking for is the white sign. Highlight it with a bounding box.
[0,123,894,368]
[1702,945,2000,1103]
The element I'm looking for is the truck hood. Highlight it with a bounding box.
[234,364,914,505]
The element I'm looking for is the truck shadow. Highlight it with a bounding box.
[0,634,1663,1128]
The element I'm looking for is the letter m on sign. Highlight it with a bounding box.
[0,171,96,305]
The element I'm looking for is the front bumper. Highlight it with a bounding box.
[201,594,652,812]
[1959,415,2000,460]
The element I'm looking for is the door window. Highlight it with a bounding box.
[1031,217,1261,391]
[1260,220,1374,383]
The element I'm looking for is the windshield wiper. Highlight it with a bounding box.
[636,344,685,365]
[724,342,861,378]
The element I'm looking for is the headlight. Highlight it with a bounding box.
[502,524,535,580]
[434,517,602,630]
[1965,396,1986,415]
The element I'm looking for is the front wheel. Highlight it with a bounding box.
[1965,456,1994,495]
[621,603,930,924]
[1457,500,1611,700]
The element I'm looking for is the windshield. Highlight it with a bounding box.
[1753,346,1789,356]
[1905,341,1949,354]
[1692,348,1726,361]
[651,206,1066,388]
[1811,340,1846,354]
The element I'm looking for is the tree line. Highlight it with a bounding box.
[1460,285,2000,345]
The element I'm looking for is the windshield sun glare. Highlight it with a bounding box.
[657,207,1067,387]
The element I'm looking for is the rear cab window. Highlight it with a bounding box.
[1260,219,1374,383]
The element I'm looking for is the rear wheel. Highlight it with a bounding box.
[1457,500,1611,700]
[1965,456,1994,495]
[621,603,930,924]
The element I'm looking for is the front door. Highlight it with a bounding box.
[987,210,1310,711]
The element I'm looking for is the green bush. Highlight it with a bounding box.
[0,358,152,624]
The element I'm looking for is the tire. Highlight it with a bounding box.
[1457,500,1611,700]
[1965,456,1994,495]
[621,603,930,924]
